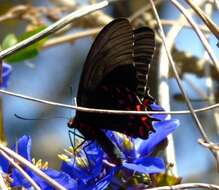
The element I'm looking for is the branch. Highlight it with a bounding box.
[147,183,219,190]
[2,89,219,116]
[170,0,219,72]
[0,144,66,190]
[43,27,101,48]
[149,0,209,143]
[199,139,219,151]
[149,0,219,170]
[0,150,41,190]
[42,20,211,49]
[0,5,29,23]
[186,0,219,42]
[0,0,111,59]
[0,170,8,190]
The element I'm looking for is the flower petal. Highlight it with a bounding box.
[11,168,30,188]
[122,157,165,174]
[149,102,167,121]
[12,168,78,190]
[137,119,179,155]
[0,154,9,173]
[14,135,32,161]
[1,63,12,89]
[94,169,115,190]
[42,168,78,190]
[107,131,136,161]
[61,143,103,181]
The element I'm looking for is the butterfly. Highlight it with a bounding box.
[68,18,156,165]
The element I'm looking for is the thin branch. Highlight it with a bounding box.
[170,0,219,72]
[157,11,188,180]
[129,0,163,21]
[160,19,210,33]
[43,27,101,48]
[0,144,67,190]
[43,20,211,49]
[147,182,219,190]
[0,5,29,23]
[2,89,219,115]
[216,0,219,11]
[0,171,8,190]
[160,0,219,170]
[149,0,209,142]
[199,138,219,151]
[0,150,41,190]
[0,0,111,59]
[184,76,208,99]
[186,0,219,41]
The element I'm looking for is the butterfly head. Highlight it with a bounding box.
[67,118,75,128]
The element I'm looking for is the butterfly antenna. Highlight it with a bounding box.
[14,113,69,121]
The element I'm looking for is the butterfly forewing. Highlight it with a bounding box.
[77,18,133,106]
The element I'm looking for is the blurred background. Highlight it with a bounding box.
[0,0,219,185]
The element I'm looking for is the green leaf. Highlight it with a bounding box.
[2,33,18,49]
[18,25,47,47]
[2,25,48,63]
[5,48,39,63]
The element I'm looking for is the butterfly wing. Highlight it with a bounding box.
[134,27,155,100]
[77,18,155,107]
[70,18,156,164]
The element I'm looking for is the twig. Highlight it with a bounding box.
[0,0,111,59]
[184,76,208,99]
[149,0,219,170]
[0,59,6,145]
[201,2,219,134]
[170,0,219,72]
[186,0,219,42]
[0,5,29,23]
[155,0,219,170]
[199,139,219,151]
[43,20,211,49]
[0,171,8,190]
[43,27,101,48]
[150,0,209,142]
[215,0,219,10]
[147,182,219,190]
[129,0,163,21]
[157,12,188,179]
[0,144,67,190]
[0,149,41,190]
[160,19,210,33]
[1,89,219,115]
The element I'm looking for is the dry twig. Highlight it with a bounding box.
[0,144,66,190]
[0,1,112,59]
[0,149,41,190]
[147,182,219,190]
[170,0,219,72]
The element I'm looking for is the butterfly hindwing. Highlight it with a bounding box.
[134,27,155,100]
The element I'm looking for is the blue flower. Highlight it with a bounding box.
[110,118,179,174]
[1,62,12,88]
[60,103,179,189]
[0,135,77,190]
[60,142,115,190]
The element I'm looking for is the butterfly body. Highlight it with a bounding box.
[68,18,155,165]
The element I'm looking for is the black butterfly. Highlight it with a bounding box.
[68,18,156,165]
